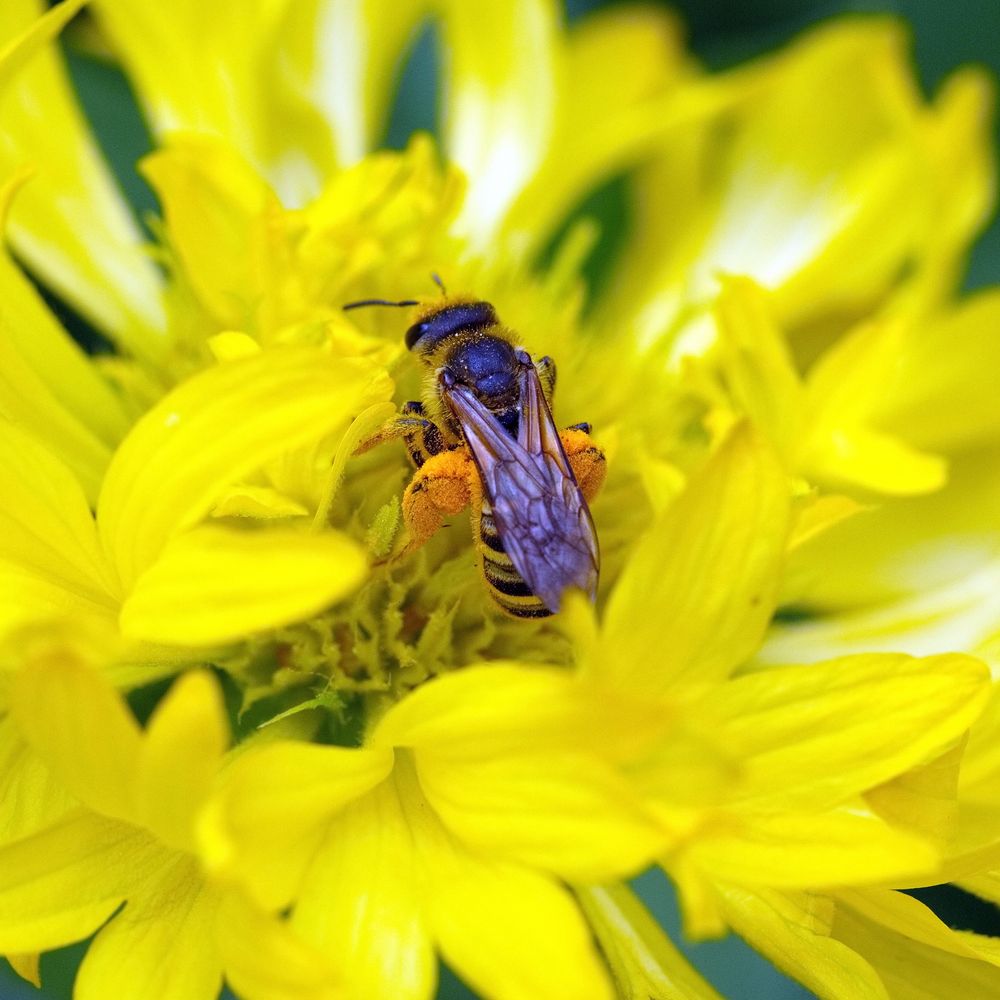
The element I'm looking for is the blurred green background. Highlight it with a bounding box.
[2,0,998,998]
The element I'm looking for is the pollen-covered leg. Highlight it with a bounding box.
[560,427,607,502]
[354,401,445,468]
[399,448,479,554]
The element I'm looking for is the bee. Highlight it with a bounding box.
[346,291,606,618]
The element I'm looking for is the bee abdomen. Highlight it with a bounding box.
[479,507,552,619]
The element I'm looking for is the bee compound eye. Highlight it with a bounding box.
[405,322,429,350]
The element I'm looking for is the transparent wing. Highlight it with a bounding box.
[441,358,599,612]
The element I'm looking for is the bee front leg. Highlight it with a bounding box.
[354,401,445,469]
[398,401,446,468]
[398,448,479,556]
[560,426,607,503]
[535,356,557,407]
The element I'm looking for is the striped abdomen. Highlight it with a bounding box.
[478,502,551,619]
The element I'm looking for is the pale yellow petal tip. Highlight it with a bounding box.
[921,652,992,694]
[784,14,909,65]
[6,952,41,987]
[714,271,767,299]
[0,617,120,675]
[0,0,89,94]
[119,526,369,647]
[668,861,728,940]
[194,798,236,880]
[789,493,868,551]
[160,669,229,731]
[0,166,36,235]
[211,485,310,520]
[559,588,599,667]
[208,331,261,362]
[936,63,997,121]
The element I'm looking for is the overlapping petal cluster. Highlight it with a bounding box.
[1,1,1000,998]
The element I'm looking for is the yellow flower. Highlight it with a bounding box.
[0,1,998,999]
[706,275,947,497]
[0,350,382,657]
[0,635,234,999]
[203,666,673,1000]
[198,428,992,1000]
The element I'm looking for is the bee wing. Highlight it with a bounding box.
[441,361,599,612]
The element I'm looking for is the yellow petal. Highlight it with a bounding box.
[668,857,727,939]
[134,671,228,850]
[140,137,280,329]
[712,275,804,461]
[278,0,429,170]
[715,887,888,1000]
[802,318,947,494]
[427,867,607,1000]
[10,647,140,823]
[292,780,435,1000]
[0,809,151,954]
[374,663,664,756]
[0,715,75,845]
[716,22,927,323]
[310,400,397,531]
[406,768,613,1000]
[200,741,393,910]
[120,525,367,646]
[911,67,997,300]
[217,892,343,1000]
[707,653,988,811]
[833,888,1000,997]
[207,330,260,362]
[0,419,117,609]
[0,0,165,359]
[960,682,1000,791]
[211,485,309,520]
[90,0,297,191]
[770,571,1000,681]
[866,742,965,848]
[5,952,40,987]
[576,883,724,1000]
[374,665,702,873]
[0,558,115,641]
[506,4,692,245]
[75,855,222,1000]
[441,0,558,241]
[687,806,936,888]
[600,425,791,691]
[788,492,866,551]
[0,0,86,90]
[91,0,415,201]
[612,20,938,344]
[876,291,1000,453]
[97,347,390,589]
[414,748,665,882]
[839,888,1000,968]
[0,243,128,502]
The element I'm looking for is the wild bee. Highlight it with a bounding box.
[346,291,606,618]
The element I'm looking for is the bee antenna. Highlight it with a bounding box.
[342,298,420,312]
[431,272,447,296]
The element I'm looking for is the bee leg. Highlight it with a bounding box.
[398,448,479,556]
[560,427,607,503]
[398,402,446,468]
[354,401,445,469]
[535,356,557,407]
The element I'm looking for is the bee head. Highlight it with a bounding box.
[404,300,498,353]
